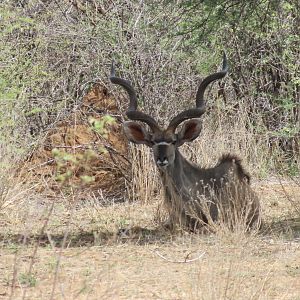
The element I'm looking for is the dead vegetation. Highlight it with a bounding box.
[0,178,300,299]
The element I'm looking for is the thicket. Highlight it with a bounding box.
[177,0,300,169]
[0,0,299,175]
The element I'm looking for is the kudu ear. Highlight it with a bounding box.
[123,121,152,146]
[177,119,202,146]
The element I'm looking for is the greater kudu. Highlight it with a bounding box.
[110,54,261,230]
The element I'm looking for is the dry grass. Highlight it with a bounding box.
[184,106,272,178]
[0,174,300,300]
[127,144,159,204]
[2,234,299,300]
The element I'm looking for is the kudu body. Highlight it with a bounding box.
[110,54,261,230]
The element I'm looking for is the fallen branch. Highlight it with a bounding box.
[152,249,205,264]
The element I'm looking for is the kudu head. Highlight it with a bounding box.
[110,53,228,169]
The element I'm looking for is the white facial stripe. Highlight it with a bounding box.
[156,142,171,145]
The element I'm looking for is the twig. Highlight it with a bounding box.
[46,231,56,250]
[8,238,25,300]
[21,201,55,300]
[50,188,77,300]
[152,249,205,264]
[276,172,299,214]
[27,159,55,171]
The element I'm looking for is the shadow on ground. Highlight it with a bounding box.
[0,226,172,248]
[262,217,300,239]
[1,218,300,248]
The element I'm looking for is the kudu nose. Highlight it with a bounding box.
[157,158,169,167]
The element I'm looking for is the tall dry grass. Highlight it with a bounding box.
[186,102,272,177]
[128,144,159,204]
[0,141,299,299]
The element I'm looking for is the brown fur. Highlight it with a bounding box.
[124,121,261,230]
[218,154,251,183]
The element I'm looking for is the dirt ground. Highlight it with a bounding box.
[0,180,300,300]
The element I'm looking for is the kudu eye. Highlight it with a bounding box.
[171,137,178,145]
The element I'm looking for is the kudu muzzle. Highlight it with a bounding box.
[155,143,172,168]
